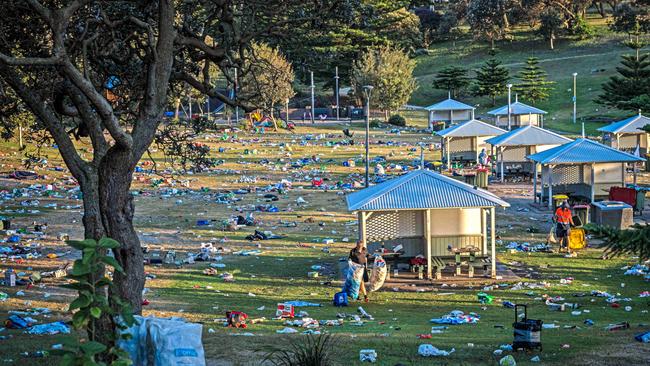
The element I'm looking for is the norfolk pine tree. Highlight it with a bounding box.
[514,57,555,104]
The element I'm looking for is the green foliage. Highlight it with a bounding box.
[585,223,650,263]
[432,66,470,98]
[514,57,555,104]
[53,238,135,365]
[239,43,295,114]
[154,117,220,173]
[388,114,406,126]
[598,53,650,112]
[369,119,383,128]
[351,46,417,117]
[610,2,650,37]
[571,17,595,39]
[263,333,341,366]
[537,8,564,49]
[474,57,510,105]
[467,0,509,48]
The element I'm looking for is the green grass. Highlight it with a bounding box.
[409,21,648,135]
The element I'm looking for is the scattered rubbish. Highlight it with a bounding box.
[359,349,377,363]
[430,310,479,325]
[417,344,455,357]
[499,355,517,366]
[26,322,70,335]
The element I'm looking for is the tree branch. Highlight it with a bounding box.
[0,54,62,66]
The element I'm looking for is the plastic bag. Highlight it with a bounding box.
[367,256,387,292]
[342,260,365,300]
[546,225,557,244]
[418,344,455,357]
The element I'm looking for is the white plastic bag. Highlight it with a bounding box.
[367,256,387,292]
[149,318,206,366]
[418,344,455,357]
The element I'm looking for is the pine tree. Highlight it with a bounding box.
[432,66,470,98]
[514,57,555,104]
[598,52,650,113]
[474,57,510,105]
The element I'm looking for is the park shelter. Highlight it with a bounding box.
[485,125,572,181]
[424,97,475,129]
[597,112,650,155]
[488,98,547,129]
[346,169,510,279]
[436,119,506,164]
[526,138,645,208]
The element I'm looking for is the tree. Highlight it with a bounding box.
[474,56,510,105]
[537,8,564,49]
[514,57,555,103]
[351,46,417,120]
[587,223,650,263]
[467,0,510,49]
[239,43,295,130]
[432,66,470,98]
[0,0,339,357]
[610,2,650,41]
[598,52,650,112]
[378,8,423,52]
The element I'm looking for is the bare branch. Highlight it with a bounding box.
[0,54,62,66]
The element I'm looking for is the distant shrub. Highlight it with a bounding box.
[572,17,594,39]
[369,119,382,128]
[388,114,406,126]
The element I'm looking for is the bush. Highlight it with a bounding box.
[388,114,406,126]
[369,119,383,128]
[572,17,594,39]
[263,333,341,366]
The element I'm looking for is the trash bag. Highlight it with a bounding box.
[342,260,365,300]
[546,224,557,244]
[418,344,455,357]
[118,316,205,366]
[367,256,387,292]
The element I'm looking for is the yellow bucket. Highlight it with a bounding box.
[568,227,587,250]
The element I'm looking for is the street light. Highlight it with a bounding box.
[310,71,315,124]
[334,67,340,121]
[507,84,513,131]
[363,85,374,188]
[572,73,578,125]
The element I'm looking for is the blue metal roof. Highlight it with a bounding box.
[346,169,510,211]
[488,101,547,116]
[424,98,475,111]
[597,113,650,134]
[486,125,572,147]
[436,119,506,138]
[526,138,645,164]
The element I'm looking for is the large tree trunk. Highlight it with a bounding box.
[98,147,145,315]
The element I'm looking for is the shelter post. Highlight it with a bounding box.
[475,137,479,164]
[548,165,553,209]
[481,208,487,254]
[358,211,367,245]
[425,209,432,279]
[490,207,496,278]
[500,147,505,182]
[591,164,596,203]
[446,137,451,171]
[533,162,538,203]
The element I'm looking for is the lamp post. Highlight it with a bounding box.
[507,83,513,131]
[572,72,577,125]
[334,67,340,121]
[363,85,374,188]
[310,71,315,124]
[234,68,239,124]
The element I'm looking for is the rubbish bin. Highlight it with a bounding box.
[591,201,634,229]
[552,194,569,211]
[464,174,476,186]
[572,204,590,226]
[476,169,489,189]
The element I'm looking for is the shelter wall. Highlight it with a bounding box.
[429,110,472,123]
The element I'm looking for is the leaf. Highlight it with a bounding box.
[71,261,92,276]
[69,294,93,310]
[60,353,77,366]
[90,307,102,319]
[100,256,124,273]
[95,278,113,288]
[80,341,106,356]
[61,282,94,291]
[98,237,121,249]
[66,239,98,250]
[72,310,89,329]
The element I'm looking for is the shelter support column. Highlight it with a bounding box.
[450,109,454,128]
[481,208,487,255]
[475,137,479,164]
[446,137,451,171]
[425,209,432,279]
[548,165,553,209]
[533,162,538,203]
[358,211,367,244]
[490,207,496,278]
[591,164,596,203]
[500,147,505,182]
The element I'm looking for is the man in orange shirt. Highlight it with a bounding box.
[554,201,575,255]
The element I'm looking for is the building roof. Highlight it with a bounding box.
[526,138,645,164]
[436,119,506,138]
[486,125,572,147]
[597,113,650,134]
[346,169,510,211]
[488,101,547,116]
[424,98,475,111]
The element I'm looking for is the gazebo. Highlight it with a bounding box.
[486,125,573,181]
[436,119,506,165]
[424,96,475,130]
[488,98,547,129]
[346,169,510,279]
[597,112,650,155]
[526,138,645,207]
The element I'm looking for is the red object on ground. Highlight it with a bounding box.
[142,299,150,306]
[409,257,426,266]
[609,187,637,207]
[417,334,432,339]
[312,178,323,187]
[610,302,620,308]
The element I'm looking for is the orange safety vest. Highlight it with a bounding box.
[555,208,572,224]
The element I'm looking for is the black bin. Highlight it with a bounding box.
[513,304,543,351]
